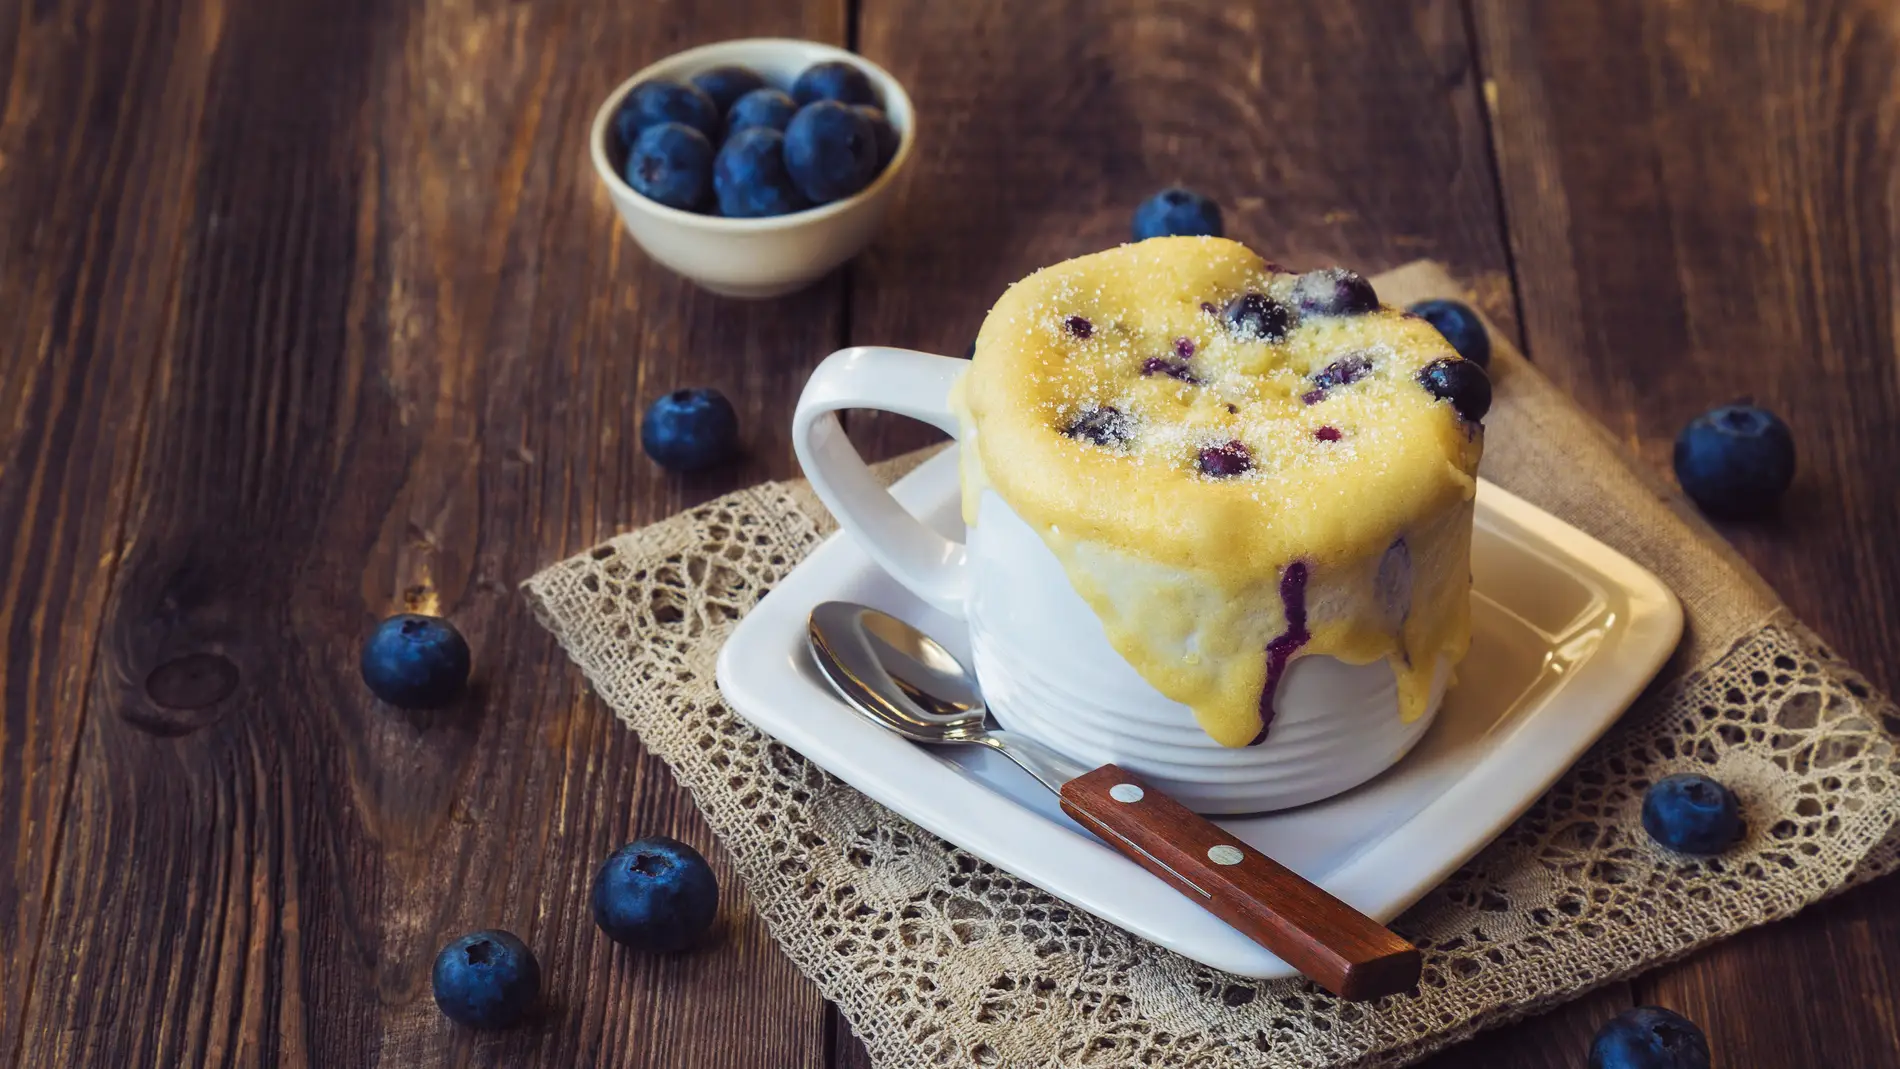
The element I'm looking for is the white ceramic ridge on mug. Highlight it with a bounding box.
[792,347,1449,814]
[589,39,916,299]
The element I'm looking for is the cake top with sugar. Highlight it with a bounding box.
[953,236,1485,578]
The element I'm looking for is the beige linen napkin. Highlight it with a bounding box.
[525,263,1900,1068]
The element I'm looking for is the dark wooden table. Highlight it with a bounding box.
[5,0,1898,1065]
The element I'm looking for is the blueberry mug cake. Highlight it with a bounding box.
[950,237,1490,747]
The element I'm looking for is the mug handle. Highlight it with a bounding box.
[792,347,971,617]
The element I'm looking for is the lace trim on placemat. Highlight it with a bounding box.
[525,485,1900,1069]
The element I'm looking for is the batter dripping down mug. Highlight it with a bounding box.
[792,346,1451,814]
[792,238,1487,814]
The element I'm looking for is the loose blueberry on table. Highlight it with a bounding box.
[592,836,721,952]
[715,128,811,218]
[784,100,880,203]
[1131,187,1224,241]
[613,79,721,147]
[791,58,878,106]
[625,122,715,211]
[1672,403,1796,519]
[360,613,471,708]
[726,87,799,136]
[431,929,541,1029]
[1408,298,1491,367]
[1588,1006,1712,1069]
[1641,773,1743,855]
[689,65,766,113]
[641,387,741,472]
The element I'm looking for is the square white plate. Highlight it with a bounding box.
[715,447,1682,978]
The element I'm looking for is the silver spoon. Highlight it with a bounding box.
[807,601,1421,1001]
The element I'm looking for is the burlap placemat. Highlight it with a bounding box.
[525,262,1900,1067]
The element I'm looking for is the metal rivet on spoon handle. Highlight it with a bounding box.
[805,601,1422,1001]
[1058,764,1420,1000]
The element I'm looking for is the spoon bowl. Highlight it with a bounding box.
[808,601,989,742]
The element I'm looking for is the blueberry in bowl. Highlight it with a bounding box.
[727,87,799,136]
[591,40,915,298]
[855,105,900,169]
[784,101,880,203]
[612,79,721,147]
[715,128,811,218]
[606,50,897,215]
[690,65,767,114]
[792,58,878,105]
[624,123,715,212]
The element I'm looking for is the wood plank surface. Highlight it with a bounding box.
[1472,2,1900,1065]
[3,0,848,1064]
[0,0,198,1054]
[848,0,1520,461]
[3,0,1900,1063]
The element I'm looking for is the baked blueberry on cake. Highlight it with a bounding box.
[951,237,1488,747]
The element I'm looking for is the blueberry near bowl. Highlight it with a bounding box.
[591,39,915,299]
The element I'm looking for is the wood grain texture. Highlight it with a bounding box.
[846,0,1520,460]
[6,0,1900,1061]
[1473,1,1900,1066]
[1060,765,1420,1001]
[4,0,849,1063]
[1413,985,1635,1069]
[0,0,211,1054]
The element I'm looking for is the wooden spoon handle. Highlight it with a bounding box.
[1058,764,1420,1001]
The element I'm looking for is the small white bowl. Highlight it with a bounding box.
[590,39,916,299]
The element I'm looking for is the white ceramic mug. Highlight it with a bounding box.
[792,347,1448,813]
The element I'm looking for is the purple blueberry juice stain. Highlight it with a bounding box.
[1174,337,1196,359]
[1376,538,1412,633]
[1197,440,1252,477]
[1064,315,1093,339]
[1313,425,1342,442]
[1141,357,1198,383]
[1061,405,1132,446]
[1250,560,1311,746]
[1302,353,1374,405]
[1200,301,1219,316]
